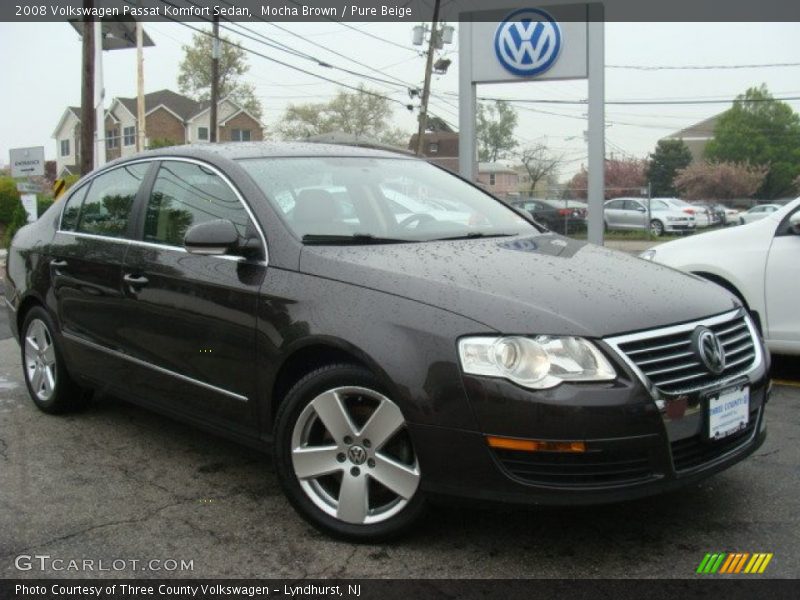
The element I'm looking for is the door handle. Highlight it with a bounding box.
[50,259,68,268]
[123,274,149,287]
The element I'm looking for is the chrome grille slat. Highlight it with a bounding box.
[643,360,703,377]
[624,339,691,355]
[715,322,748,337]
[607,311,759,396]
[635,350,694,366]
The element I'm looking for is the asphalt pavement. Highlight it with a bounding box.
[0,322,798,578]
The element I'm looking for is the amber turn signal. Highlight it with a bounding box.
[486,436,586,453]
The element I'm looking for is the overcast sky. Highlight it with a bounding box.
[1,21,799,180]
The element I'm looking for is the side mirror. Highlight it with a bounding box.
[789,213,800,236]
[184,219,240,256]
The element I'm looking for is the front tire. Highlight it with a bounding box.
[20,306,85,414]
[274,364,425,541]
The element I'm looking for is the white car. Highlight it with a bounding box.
[642,197,800,355]
[659,198,711,227]
[604,197,695,236]
[738,204,782,225]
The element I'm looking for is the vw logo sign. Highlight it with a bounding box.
[494,8,562,77]
[692,326,726,374]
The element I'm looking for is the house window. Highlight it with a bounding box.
[428,142,439,154]
[60,139,70,157]
[106,129,119,149]
[123,126,136,146]
[231,129,251,142]
[197,126,209,141]
[489,173,496,186]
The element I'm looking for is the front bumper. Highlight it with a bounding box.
[412,313,769,506]
[664,222,695,232]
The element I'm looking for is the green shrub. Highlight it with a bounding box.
[3,203,28,249]
[0,176,21,226]
[2,194,54,249]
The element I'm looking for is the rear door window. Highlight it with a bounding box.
[76,163,149,238]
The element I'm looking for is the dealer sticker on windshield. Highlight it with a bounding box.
[708,386,750,440]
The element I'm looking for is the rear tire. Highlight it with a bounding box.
[20,306,86,414]
[274,363,425,541]
[650,219,664,237]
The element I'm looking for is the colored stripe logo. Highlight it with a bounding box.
[696,552,773,574]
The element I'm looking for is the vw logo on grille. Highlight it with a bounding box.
[347,445,367,465]
[494,8,562,77]
[692,326,726,374]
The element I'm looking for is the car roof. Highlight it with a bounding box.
[105,141,416,166]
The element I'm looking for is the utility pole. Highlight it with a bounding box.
[80,0,94,175]
[414,0,441,157]
[94,17,106,168]
[210,14,220,143]
[136,19,146,151]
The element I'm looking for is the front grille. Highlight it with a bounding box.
[670,409,759,472]
[614,313,757,395]
[494,448,654,487]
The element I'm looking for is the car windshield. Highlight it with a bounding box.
[238,157,536,242]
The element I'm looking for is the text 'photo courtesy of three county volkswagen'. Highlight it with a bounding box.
[5,143,769,541]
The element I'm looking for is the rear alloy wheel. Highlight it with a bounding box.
[274,364,424,541]
[650,219,664,237]
[21,307,85,413]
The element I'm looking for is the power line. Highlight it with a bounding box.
[608,62,800,71]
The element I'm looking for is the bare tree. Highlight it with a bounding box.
[517,144,562,196]
[674,161,768,200]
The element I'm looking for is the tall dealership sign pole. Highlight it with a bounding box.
[459,3,605,245]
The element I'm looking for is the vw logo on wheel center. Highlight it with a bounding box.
[494,8,562,77]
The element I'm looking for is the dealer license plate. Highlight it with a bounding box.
[708,386,749,440]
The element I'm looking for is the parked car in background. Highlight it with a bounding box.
[654,198,709,227]
[738,204,782,225]
[509,198,587,234]
[691,202,722,226]
[604,197,695,237]
[711,203,740,226]
[643,197,800,355]
[5,142,769,541]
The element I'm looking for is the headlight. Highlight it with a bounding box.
[640,249,656,261]
[458,336,616,389]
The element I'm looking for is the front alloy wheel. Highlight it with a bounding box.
[275,365,424,540]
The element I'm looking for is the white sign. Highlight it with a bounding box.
[10,146,45,179]
[466,4,588,84]
[20,193,38,224]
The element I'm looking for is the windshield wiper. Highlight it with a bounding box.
[302,233,418,245]
[429,232,517,241]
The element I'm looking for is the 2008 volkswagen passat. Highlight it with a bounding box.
[5,143,768,540]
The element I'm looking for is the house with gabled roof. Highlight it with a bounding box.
[662,114,720,163]
[53,89,264,178]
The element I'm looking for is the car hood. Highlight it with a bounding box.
[299,233,737,338]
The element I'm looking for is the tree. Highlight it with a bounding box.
[567,157,647,199]
[705,84,800,198]
[277,86,408,145]
[178,33,263,119]
[673,161,768,200]
[647,139,692,196]
[517,144,562,195]
[477,101,518,162]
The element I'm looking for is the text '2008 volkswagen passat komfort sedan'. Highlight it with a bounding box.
[5,143,768,540]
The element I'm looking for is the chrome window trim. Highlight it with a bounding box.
[4,297,16,313]
[604,308,764,405]
[54,230,266,265]
[57,156,269,265]
[62,331,248,403]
